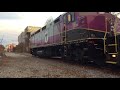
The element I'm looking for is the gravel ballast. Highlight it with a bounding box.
[0,52,120,78]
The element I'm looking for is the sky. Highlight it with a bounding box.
[0,12,65,46]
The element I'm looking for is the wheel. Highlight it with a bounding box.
[79,49,87,65]
[94,50,106,66]
[95,58,106,66]
[73,48,86,64]
[116,54,120,66]
[73,48,79,61]
[68,47,79,61]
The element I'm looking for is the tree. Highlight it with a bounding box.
[111,12,120,17]
[0,44,5,56]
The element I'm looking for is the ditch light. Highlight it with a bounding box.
[112,54,116,58]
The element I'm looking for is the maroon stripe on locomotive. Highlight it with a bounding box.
[63,12,114,33]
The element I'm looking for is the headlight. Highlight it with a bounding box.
[112,54,116,58]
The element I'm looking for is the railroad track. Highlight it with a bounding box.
[45,57,120,76]
[31,55,120,77]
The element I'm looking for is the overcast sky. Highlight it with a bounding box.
[0,12,65,46]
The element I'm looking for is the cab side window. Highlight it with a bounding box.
[67,12,75,23]
[71,12,75,22]
[63,12,75,24]
[68,13,71,23]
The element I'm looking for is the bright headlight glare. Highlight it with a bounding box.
[112,54,116,58]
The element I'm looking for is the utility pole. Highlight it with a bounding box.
[0,35,5,56]
[0,35,4,45]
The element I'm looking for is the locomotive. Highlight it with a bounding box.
[29,12,120,66]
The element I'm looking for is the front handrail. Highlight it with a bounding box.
[104,18,108,54]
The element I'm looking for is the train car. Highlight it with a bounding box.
[30,12,120,66]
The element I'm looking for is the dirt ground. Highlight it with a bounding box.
[0,52,120,78]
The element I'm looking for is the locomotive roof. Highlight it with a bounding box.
[30,28,41,36]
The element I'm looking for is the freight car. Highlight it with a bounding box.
[29,12,120,66]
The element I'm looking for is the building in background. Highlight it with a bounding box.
[24,26,41,52]
[5,43,16,52]
[16,26,41,53]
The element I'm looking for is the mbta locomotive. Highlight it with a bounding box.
[29,12,120,66]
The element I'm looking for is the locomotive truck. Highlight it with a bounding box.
[29,12,120,66]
